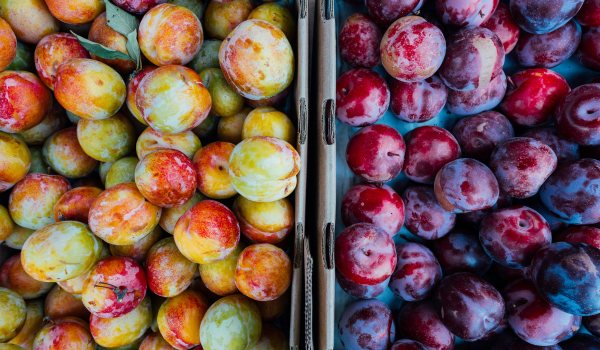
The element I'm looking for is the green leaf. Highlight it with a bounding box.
[126,29,142,72]
[71,31,134,61]
[104,0,139,37]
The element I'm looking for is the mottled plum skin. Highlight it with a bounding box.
[522,127,579,163]
[575,27,600,72]
[503,278,578,345]
[480,205,552,268]
[512,0,584,33]
[439,27,505,91]
[434,158,499,213]
[576,0,600,27]
[339,13,382,68]
[389,243,442,301]
[489,138,558,198]
[540,159,600,224]
[365,0,423,27]
[380,16,446,83]
[481,4,520,54]
[561,334,600,350]
[403,126,461,184]
[397,300,455,350]
[523,195,569,233]
[436,0,499,28]
[338,299,395,350]
[336,68,390,127]
[403,186,456,240]
[335,223,397,286]
[113,0,167,14]
[336,269,389,299]
[584,313,600,337]
[459,190,513,225]
[391,340,428,350]
[515,20,582,68]
[389,75,448,123]
[555,84,600,146]
[447,70,507,116]
[451,111,514,162]
[341,183,405,237]
[346,124,405,183]
[531,242,600,315]
[433,229,492,275]
[433,272,505,340]
[491,331,562,350]
[500,69,571,127]
[554,227,600,251]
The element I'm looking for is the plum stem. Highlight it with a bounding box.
[94,282,129,303]
[387,152,402,157]
[479,9,485,18]
[361,248,370,256]
[400,234,412,243]
[412,10,420,15]
[374,183,383,188]
[507,77,516,89]
[509,298,528,309]
[43,316,55,325]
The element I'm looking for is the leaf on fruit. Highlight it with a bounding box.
[126,29,142,72]
[104,0,139,37]
[71,31,134,61]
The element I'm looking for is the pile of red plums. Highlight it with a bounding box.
[336,0,600,349]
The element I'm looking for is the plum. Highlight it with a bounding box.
[33,316,95,350]
[459,190,513,226]
[503,278,578,345]
[436,0,499,28]
[0,253,53,299]
[576,0,600,27]
[250,323,289,350]
[336,269,389,299]
[433,272,505,340]
[403,126,461,184]
[10,299,45,349]
[338,299,395,350]
[139,332,178,350]
[396,300,455,350]
[335,223,397,285]
[451,111,514,162]
[0,71,52,134]
[531,242,600,315]
[433,229,492,275]
[341,183,404,237]
[491,330,562,350]
[365,0,423,27]
[248,3,296,41]
[105,157,138,189]
[339,13,382,68]
[438,27,505,91]
[391,340,428,350]
[540,158,600,224]
[524,195,569,233]
[447,70,507,116]
[158,290,210,349]
[34,32,90,90]
[199,242,244,296]
[345,124,405,183]
[0,132,31,193]
[18,103,68,146]
[389,242,442,301]
[575,27,600,72]
[44,284,89,320]
[77,113,136,163]
[380,16,446,82]
[522,127,579,163]
[255,289,290,322]
[146,237,197,297]
[584,313,600,337]
[515,20,582,68]
[555,84,600,146]
[90,296,152,348]
[510,0,583,34]
[481,3,520,54]
[193,141,237,200]
[434,158,499,213]
[403,186,456,240]
[500,69,571,127]
[87,12,135,74]
[241,106,295,144]
[0,287,26,343]
[493,263,532,287]
[389,75,448,123]
[554,226,600,249]
[336,68,390,127]
[0,0,59,45]
[204,0,254,41]
[235,244,292,301]
[560,334,600,350]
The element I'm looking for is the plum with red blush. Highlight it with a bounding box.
[510,0,584,34]
[433,229,492,276]
[459,191,513,226]
[434,158,499,214]
[365,0,423,27]
[336,68,390,127]
[575,0,600,27]
[480,205,552,268]
[515,20,582,68]
[555,84,600,146]
[554,226,600,249]
[451,111,514,162]
[489,137,557,199]
[389,75,448,123]
[339,13,382,69]
[346,124,405,183]
[402,186,456,240]
[522,127,579,163]
[338,299,396,350]
[388,242,442,301]
[336,269,389,299]
[575,28,600,72]
[403,126,461,184]
[500,69,571,127]
[561,334,600,350]
[447,70,507,117]
[396,300,455,350]
[341,183,405,237]
[435,0,499,28]
[481,3,520,54]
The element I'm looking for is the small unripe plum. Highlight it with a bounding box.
[0,132,30,193]
[204,0,254,40]
[199,68,244,117]
[4,225,35,250]
[0,204,13,241]
[248,3,295,40]
[105,157,139,189]
[187,39,221,73]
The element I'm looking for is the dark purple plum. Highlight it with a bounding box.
[391,340,428,350]
[575,0,600,27]
[433,272,505,341]
[583,313,600,337]
[402,186,456,240]
[491,330,563,350]
[489,137,558,199]
[554,84,600,146]
[433,229,492,276]
[480,205,552,268]
[554,226,600,249]
[560,334,600,350]
[339,13,383,69]
[436,0,499,28]
[420,9,447,36]
[503,278,579,346]
[403,126,461,184]
[459,191,513,226]
[539,158,600,224]
[389,75,448,123]
[336,269,389,300]
[388,242,442,301]
[515,20,582,68]
[481,3,520,54]
[433,158,499,214]
[446,70,507,117]
[397,300,455,350]
[509,0,584,34]
[365,0,423,27]
[335,223,397,286]
[438,27,505,91]
[478,316,508,340]
[522,127,579,163]
[451,111,514,162]
[493,263,531,287]
[523,195,569,233]
[575,27,600,72]
[338,299,395,350]
[531,242,600,315]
